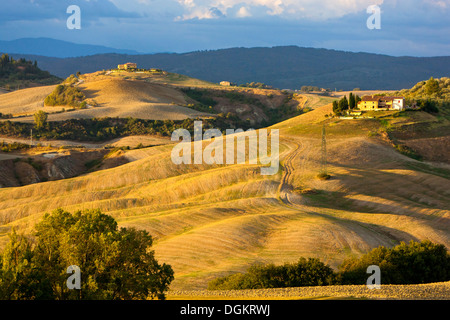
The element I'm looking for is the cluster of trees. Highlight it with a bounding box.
[44,84,86,108]
[239,82,274,89]
[299,86,330,93]
[182,88,218,109]
[0,208,174,300]
[0,120,29,137]
[338,240,450,285]
[0,112,13,119]
[182,88,301,127]
[0,114,254,142]
[208,258,335,290]
[413,99,441,113]
[0,141,30,153]
[0,54,60,88]
[384,77,449,114]
[332,92,361,115]
[396,77,450,101]
[208,240,450,290]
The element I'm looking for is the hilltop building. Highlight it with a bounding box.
[357,96,405,111]
[118,62,137,70]
[220,81,231,86]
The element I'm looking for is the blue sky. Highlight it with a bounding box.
[0,0,449,56]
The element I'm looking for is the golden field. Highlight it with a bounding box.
[0,102,448,292]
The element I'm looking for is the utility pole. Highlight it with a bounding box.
[30,129,33,146]
[320,124,327,176]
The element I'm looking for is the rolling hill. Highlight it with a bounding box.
[0,54,61,90]
[0,73,209,121]
[7,45,450,91]
[0,70,309,125]
[0,102,448,291]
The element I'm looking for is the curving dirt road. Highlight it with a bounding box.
[277,138,303,205]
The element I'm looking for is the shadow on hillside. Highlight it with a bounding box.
[292,155,450,227]
[81,88,105,108]
[299,208,420,246]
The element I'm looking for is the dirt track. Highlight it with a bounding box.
[167,282,450,300]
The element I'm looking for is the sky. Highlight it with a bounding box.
[0,0,449,57]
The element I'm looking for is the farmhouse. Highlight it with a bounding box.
[357,96,405,111]
[220,81,231,86]
[117,62,137,70]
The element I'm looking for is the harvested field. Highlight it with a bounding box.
[9,78,211,122]
[0,90,449,293]
[0,85,57,116]
[167,282,450,300]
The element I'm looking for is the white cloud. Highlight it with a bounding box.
[236,6,252,17]
[175,0,385,21]
[425,0,450,8]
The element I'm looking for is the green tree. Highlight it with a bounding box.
[332,100,340,115]
[33,110,47,130]
[0,208,174,300]
[338,240,450,285]
[208,258,336,290]
[424,77,440,96]
[349,92,356,109]
[338,95,349,111]
[0,230,53,300]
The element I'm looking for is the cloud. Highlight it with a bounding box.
[175,0,385,21]
[0,0,139,23]
[236,6,252,18]
[175,6,225,20]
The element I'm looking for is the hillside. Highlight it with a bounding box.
[0,102,448,291]
[0,54,60,90]
[0,70,309,126]
[0,74,208,121]
[0,38,140,58]
[8,46,450,91]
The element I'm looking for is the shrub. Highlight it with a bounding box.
[395,144,423,161]
[44,84,85,108]
[317,172,331,180]
[338,240,450,285]
[208,240,450,290]
[208,258,336,290]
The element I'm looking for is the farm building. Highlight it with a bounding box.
[118,62,137,70]
[357,96,405,111]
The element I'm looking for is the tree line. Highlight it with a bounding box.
[332,92,361,116]
[208,240,450,290]
[0,114,254,143]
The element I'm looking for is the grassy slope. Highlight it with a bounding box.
[1,77,211,122]
[0,71,325,124]
[0,104,448,291]
[0,85,57,116]
[0,70,219,120]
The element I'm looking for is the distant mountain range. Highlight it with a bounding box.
[0,38,140,58]
[2,38,449,90]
